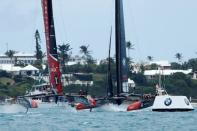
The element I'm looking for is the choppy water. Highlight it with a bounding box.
[0,104,196,131]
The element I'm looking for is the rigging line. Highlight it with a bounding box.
[107,0,115,58]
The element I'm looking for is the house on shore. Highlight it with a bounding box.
[143,60,193,79]
[0,64,39,76]
[31,73,94,87]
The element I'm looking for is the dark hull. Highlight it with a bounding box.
[96,94,154,111]
[66,94,96,111]
[152,109,194,112]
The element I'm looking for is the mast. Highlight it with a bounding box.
[115,0,128,96]
[42,0,62,95]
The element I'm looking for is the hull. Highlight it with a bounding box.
[66,94,97,111]
[152,95,194,112]
[96,95,154,112]
[24,94,65,108]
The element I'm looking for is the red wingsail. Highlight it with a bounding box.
[42,0,62,95]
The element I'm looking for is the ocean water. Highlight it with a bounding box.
[0,104,196,131]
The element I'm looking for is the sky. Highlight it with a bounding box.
[0,0,197,62]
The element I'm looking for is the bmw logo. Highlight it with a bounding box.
[164,98,172,106]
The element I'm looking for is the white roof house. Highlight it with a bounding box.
[20,65,39,71]
[20,65,39,76]
[0,52,37,65]
[128,78,135,88]
[0,64,22,72]
[0,64,39,76]
[144,69,192,76]
[0,52,35,58]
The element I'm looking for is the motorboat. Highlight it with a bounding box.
[152,84,194,112]
[24,83,65,108]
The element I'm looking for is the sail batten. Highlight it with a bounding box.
[42,0,62,95]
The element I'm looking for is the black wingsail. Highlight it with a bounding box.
[115,0,128,96]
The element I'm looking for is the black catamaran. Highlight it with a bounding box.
[105,0,130,105]
[105,0,154,111]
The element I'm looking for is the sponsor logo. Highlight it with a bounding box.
[51,67,56,72]
[164,98,172,106]
[122,58,126,66]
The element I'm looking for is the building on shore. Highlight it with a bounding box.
[0,52,47,65]
[31,73,94,87]
[0,52,36,65]
[0,64,39,76]
[144,69,192,79]
[143,60,192,79]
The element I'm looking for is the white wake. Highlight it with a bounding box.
[0,104,27,114]
[99,103,128,112]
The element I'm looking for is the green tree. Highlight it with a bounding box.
[5,50,16,64]
[147,56,153,62]
[34,30,44,70]
[35,30,43,61]
[140,64,145,73]
[171,62,182,69]
[58,43,72,73]
[126,41,134,63]
[175,53,182,63]
[150,64,159,70]
[80,45,90,56]
[80,45,94,64]
[187,58,197,71]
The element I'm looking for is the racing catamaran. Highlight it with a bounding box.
[23,0,64,107]
[102,0,154,111]
[41,0,96,110]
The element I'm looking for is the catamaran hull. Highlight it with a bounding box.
[96,96,154,112]
[127,100,153,111]
[75,103,96,111]
[152,108,194,112]
[66,95,97,111]
[152,96,194,112]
